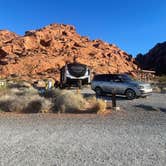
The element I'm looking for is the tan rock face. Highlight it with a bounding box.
[0,24,137,81]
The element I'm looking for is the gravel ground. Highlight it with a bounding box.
[81,88,166,112]
[0,92,166,166]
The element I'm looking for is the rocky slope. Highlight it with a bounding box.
[0,30,19,46]
[136,42,166,75]
[0,24,137,81]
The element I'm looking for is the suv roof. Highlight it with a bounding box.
[93,74,128,81]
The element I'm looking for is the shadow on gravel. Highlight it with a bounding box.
[135,104,158,111]
[135,104,166,113]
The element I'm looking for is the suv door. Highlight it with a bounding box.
[98,75,109,92]
[112,75,127,94]
[92,75,107,92]
[103,75,116,93]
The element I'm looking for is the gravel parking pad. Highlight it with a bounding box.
[0,93,166,166]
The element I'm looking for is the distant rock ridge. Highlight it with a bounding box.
[0,23,137,81]
[136,41,166,75]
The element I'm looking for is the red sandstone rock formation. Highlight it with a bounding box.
[0,24,137,81]
[0,30,19,46]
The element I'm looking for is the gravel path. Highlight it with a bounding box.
[0,93,166,166]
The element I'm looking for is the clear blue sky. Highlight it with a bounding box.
[0,0,166,56]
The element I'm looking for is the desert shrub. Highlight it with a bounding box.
[54,90,86,113]
[90,99,107,114]
[22,95,53,113]
[0,88,52,113]
[0,82,108,114]
[0,94,19,112]
[86,96,97,104]
[96,99,107,113]
[7,80,32,89]
[42,88,62,99]
[0,87,10,96]
[45,90,108,114]
[155,75,166,83]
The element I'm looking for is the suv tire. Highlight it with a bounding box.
[125,89,136,100]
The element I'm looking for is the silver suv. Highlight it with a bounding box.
[91,74,152,99]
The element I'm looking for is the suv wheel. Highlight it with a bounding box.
[95,87,103,96]
[125,89,136,100]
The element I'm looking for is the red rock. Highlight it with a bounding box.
[0,23,137,81]
[0,30,19,46]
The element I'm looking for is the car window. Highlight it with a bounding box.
[112,75,122,82]
[94,74,116,82]
[106,75,113,82]
[93,75,105,81]
[94,75,113,81]
[119,74,133,81]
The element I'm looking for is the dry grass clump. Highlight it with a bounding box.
[21,95,53,113]
[0,85,87,114]
[93,99,107,114]
[42,88,62,99]
[85,97,108,114]
[0,93,52,113]
[0,88,9,96]
[95,99,107,114]
[0,84,52,113]
[0,80,109,114]
[54,90,86,113]
[45,90,108,114]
